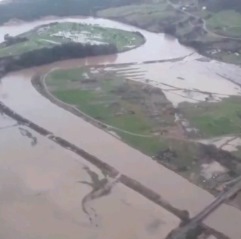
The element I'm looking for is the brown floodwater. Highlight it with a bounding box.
[1,17,241,239]
[0,125,180,239]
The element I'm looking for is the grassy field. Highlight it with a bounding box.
[179,96,241,137]
[0,38,51,57]
[212,51,241,65]
[98,3,169,19]
[0,22,144,57]
[206,10,241,37]
[98,2,184,32]
[46,67,176,156]
[45,66,201,172]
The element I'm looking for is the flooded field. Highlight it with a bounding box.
[1,17,241,238]
[0,21,144,57]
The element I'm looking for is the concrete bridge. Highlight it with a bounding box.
[166,177,241,239]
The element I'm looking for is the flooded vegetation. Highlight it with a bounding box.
[0,22,144,57]
[179,97,241,138]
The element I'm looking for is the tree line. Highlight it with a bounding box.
[0,0,142,24]
[1,42,117,72]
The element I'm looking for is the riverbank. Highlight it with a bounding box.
[0,42,118,83]
[98,1,241,65]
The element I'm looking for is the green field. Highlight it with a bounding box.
[98,2,183,32]
[98,2,169,19]
[206,10,241,37]
[0,22,144,57]
[0,39,51,57]
[212,51,241,65]
[179,96,241,137]
[45,66,203,172]
[46,67,176,156]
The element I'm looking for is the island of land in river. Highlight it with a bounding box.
[0,22,144,57]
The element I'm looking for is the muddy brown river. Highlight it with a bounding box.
[1,17,241,239]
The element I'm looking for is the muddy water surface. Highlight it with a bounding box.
[1,17,241,239]
[0,125,180,239]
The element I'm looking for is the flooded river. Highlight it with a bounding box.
[0,115,180,239]
[1,17,241,238]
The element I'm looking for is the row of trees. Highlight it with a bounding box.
[3,42,117,71]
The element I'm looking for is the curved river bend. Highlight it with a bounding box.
[1,17,241,239]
